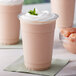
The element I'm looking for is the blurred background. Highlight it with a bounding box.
[24,0,50,4]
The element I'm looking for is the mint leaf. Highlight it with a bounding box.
[28,8,38,16]
[34,8,35,14]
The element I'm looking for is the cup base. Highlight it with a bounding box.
[0,38,19,45]
[24,62,51,71]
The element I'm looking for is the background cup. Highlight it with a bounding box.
[51,0,75,28]
[19,14,58,70]
[0,4,22,45]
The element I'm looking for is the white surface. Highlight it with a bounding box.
[57,61,76,76]
[0,3,76,76]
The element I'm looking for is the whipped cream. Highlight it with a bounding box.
[19,9,58,22]
[0,0,24,5]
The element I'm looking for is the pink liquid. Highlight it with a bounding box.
[51,0,75,28]
[0,4,22,45]
[20,20,56,70]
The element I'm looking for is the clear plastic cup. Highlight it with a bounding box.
[51,0,75,28]
[19,13,58,70]
[0,3,23,45]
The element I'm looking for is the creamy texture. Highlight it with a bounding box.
[19,9,58,22]
[20,15,56,70]
[0,2,22,44]
[51,0,75,28]
[0,0,24,5]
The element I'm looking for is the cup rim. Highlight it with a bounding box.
[18,13,59,24]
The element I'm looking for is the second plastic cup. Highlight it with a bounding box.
[0,2,23,45]
[19,13,58,70]
[51,0,75,28]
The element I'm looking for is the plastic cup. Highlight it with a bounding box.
[51,0,75,28]
[0,3,22,44]
[19,13,58,70]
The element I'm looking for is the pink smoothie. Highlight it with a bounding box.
[21,20,56,70]
[51,0,75,28]
[0,4,22,45]
[19,12,58,70]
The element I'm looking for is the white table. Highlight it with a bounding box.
[0,3,76,76]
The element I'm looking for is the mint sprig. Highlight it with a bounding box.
[28,8,38,16]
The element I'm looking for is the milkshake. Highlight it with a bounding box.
[51,0,75,28]
[0,0,23,45]
[19,8,58,70]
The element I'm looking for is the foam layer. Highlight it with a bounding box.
[19,9,58,22]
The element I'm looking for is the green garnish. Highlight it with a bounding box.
[28,8,38,16]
